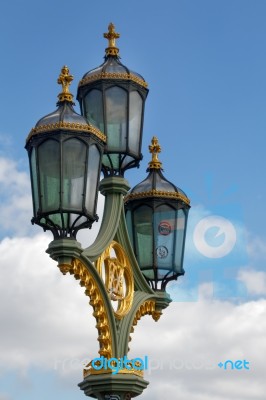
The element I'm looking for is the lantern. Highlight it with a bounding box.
[125,137,190,290]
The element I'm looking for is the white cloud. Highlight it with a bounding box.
[247,234,266,261]
[131,297,266,400]
[238,269,266,296]
[0,233,266,399]
[0,157,32,237]
[0,156,266,399]
[0,234,98,373]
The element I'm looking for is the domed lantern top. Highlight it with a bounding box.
[124,137,190,291]
[77,23,149,177]
[26,66,106,239]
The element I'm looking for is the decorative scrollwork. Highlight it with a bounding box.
[58,259,112,359]
[104,22,120,57]
[96,241,134,320]
[78,72,148,89]
[57,65,74,103]
[27,121,106,143]
[132,300,161,326]
[124,188,190,206]
[128,300,162,350]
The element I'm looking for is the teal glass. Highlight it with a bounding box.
[38,139,60,212]
[28,134,103,238]
[84,89,104,131]
[125,201,189,289]
[81,84,147,175]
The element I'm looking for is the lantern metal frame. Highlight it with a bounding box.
[77,23,149,177]
[25,66,106,239]
[26,131,105,239]
[124,137,190,291]
[125,197,190,291]
[78,80,148,176]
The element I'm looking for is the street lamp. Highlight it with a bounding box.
[77,22,148,177]
[125,136,190,291]
[26,66,106,238]
[26,24,190,400]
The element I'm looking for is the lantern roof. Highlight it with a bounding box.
[26,66,106,143]
[77,23,148,91]
[125,137,190,206]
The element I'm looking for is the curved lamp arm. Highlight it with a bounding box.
[82,176,130,261]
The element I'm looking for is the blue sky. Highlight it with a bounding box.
[1,1,266,399]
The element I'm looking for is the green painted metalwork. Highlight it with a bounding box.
[46,176,172,399]
[83,176,130,261]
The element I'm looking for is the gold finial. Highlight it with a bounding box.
[57,65,74,103]
[148,136,162,169]
[103,22,120,56]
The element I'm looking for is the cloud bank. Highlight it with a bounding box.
[0,155,266,399]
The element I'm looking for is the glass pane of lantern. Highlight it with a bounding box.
[102,153,120,171]
[49,212,65,228]
[154,204,175,270]
[38,139,60,212]
[129,91,142,155]
[121,154,134,169]
[69,213,87,228]
[174,208,186,273]
[133,205,153,268]
[84,89,104,131]
[105,86,127,151]
[62,139,87,210]
[30,147,39,215]
[85,144,100,214]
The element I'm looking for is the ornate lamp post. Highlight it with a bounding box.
[26,24,190,400]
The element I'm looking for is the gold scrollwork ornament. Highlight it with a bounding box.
[96,241,134,320]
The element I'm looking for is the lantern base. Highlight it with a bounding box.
[46,238,83,270]
[78,372,149,399]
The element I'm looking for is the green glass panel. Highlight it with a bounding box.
[38,140,60,212]
[142,269,155,280]
[174,208,186,273]
[105,86,127,151]
[133,205,153,268]
[102,153,120,170]
[30,147,39,215]
[84,89,104,131]
[62,139,86,210]
[154,205,175,271]
[129,91,142,155]
[85,144,100,214]
[49,213,64,227]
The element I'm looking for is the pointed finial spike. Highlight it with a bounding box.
[148,136,162,169]
[103,22,120,56]
[57,66,74,103]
